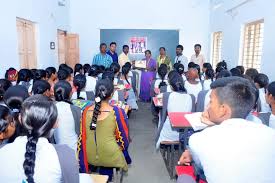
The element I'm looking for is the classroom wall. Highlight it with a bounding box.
[210,0,275,80]
[0,0,70,77]
[69,0,210,65]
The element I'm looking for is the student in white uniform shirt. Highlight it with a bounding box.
[72,74,88,100]
[85,65,98,93]
[185,68,202,101]
[190,44,205,70]
[178,77,275,183]
[263,81,275,129]
[74,63,83,77]
[0,95,80,183]
[174,63,187,82]
[203,68,214,91]
[254,73,271,112]
[174,45,188,70]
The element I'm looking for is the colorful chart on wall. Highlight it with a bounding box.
[129,37,147,54]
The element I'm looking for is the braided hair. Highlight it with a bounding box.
[73,74,87,100]
[90,79,114,130]
[21,95,57,183]
[54,80,73,104]
[158,64,168,88]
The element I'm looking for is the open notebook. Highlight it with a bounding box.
[184,112,209,131]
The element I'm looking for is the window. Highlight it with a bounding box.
[242,19,264,71]
[212,31,223,68]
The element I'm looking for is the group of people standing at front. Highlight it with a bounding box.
[92,42,206,102]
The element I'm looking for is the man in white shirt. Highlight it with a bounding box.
[118,45,131,68]
[174,45,188,70]
[178,77,275,183]
[190,44,205,70]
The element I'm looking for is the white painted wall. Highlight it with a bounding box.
[69,0,210,64]
[210,0,275,81]
[0,0,70,77]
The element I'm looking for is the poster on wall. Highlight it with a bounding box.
[129,37,147,54]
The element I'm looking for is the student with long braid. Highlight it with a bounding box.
[0,95,79,182]
[78,78,131,180]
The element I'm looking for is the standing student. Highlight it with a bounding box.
[92,43,113,68]
[0,105,15,148]
[190,44,205,70]
[265,81,275,129]
[107,42,118,63]
[174,45,188,70]
[178,77,275,183]
[139,50,157,102]
[118,45,131,69]
[157,47,172,70]
[54,81,78,151]
[254,73,271,112]
[0,95,79,183]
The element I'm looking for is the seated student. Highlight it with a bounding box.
[202,63,212,75]
[72,74,87,100]
[187,62,196,70]
[193,64,202,81]
[151,64,169,96]
[254,73,271,112]
[260,81,275,128]
[230,67,242,77]
[46,67,57,95]
[5,68,18,86]
[32,80,52,98]
[110,62,121,85]
[120,64,138,110]
[0,95,80,183]
[215,69,231,80]
[74,63,83,76]
[245,68,258,81]
[97,65,106,79]
[102,71,124,102]
[236,65,245,75]
[185,68,203,101]
[85,65,98,92]
[83,63,91,76]
[58,69,71,82]
[156,71,193,149]
[203,68,214,90]
[54,81,79,152]
[0,105,15,148]
[0,79,12,106]
[174,63,187,82]
[178,77,275,183]
[17,69,32,92]
[78,79,131,179]
[34,69,47,82]
[3,85,29,143]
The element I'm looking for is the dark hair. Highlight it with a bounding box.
[102,71,115,81]
[230,68,242,77]
[245,68,259,81]
[175,63,185,75]
[176,45,183,50]
[17,69,31,84]
[216,60,227,70]
[54,81,72,104]
[110,42,116,46]
[159,47,166,51]
[110,62,121,75]
[145,50,151,55]
[203,63,212,70]
[250,81,259,109]
[267,81,275,99]
[5,68,17,80]
[194,44,201,49]
[205,68,215,81]
[0,79,12,102]
[74,63,83,76]
[32,80,51,95]
[254,73,269,88]
[30,69,37,80]
[216,70,231,80]
[236,66,245,75]
[158,64,168,88]
[98,66,106,74]
[168,70,186,92]
[59,64,68,70]
[193,64,201,81]
[123,45,129,49]
[188,62,196,69]
[22,95,57,183]
[64,66,73,74]
[90,79,114,130]
[210,77,255,118]
[100,43,107,48]
[57,69,70,81]
[0,105,11,133]
[83,64,91,75]
[89,65,99,77]
[122,64,131,85]
[73,74,87,100]
[34,69,47,82]
[45,67,56,79]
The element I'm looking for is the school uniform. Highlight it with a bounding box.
[259,88,271,112]
[203,79,212,91]
[85,76,97,92]
[185,81,203,102]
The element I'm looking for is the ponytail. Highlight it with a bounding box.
[23,133,38,183]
